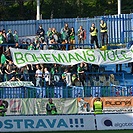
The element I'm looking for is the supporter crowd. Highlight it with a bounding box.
[0,22,125,89]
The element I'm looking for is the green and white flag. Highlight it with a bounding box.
[10,46,133,67]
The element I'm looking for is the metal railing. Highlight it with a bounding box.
[0,85,133,99]
[0,13,133,45]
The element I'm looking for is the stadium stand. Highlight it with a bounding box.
[0,14,133,99]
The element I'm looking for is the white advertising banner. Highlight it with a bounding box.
[96,113,133,130]
[0,81,34,87]
[5,98,78,115]
[0,115,95,132]
[10,46,133,67]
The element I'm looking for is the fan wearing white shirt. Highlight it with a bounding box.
[35,64,43,87]
[43,67,50,86]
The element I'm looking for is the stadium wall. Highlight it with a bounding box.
[0,14,133,45]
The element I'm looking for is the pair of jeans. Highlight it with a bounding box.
[36,77,42,87]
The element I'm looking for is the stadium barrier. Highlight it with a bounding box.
[0,113,132,132]
[0,85,133,99]
[0,43,95,50]
[0,42,128,53]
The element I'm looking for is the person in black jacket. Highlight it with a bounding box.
[36,25,45,43]
[90,23,99,48]
[46,98,57,115]
[0,100,8,116]
[100,20,108,46]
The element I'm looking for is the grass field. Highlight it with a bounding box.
[2,130,132,133]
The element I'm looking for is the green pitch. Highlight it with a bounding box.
[61,130,132,133]
[2,130,132,133]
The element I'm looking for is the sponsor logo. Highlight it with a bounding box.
[114,122,133,127]
[101,117,133,128]
[105,101,131,106]
[102,118,113,127]
[103,119,113,127]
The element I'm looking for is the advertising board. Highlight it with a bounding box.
[0,115,95,132]
[96,113,133,130]
[78,97,133,113]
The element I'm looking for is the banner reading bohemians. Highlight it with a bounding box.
[10,46,133,67]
